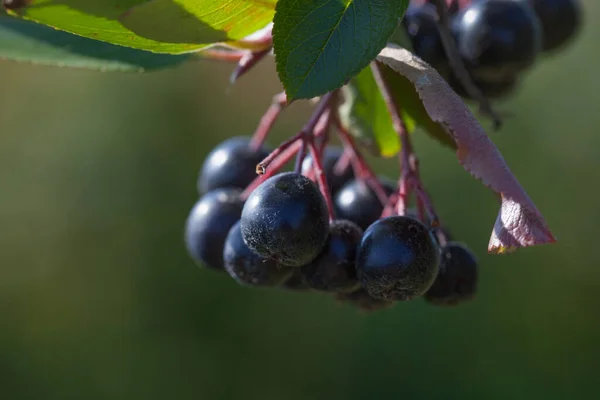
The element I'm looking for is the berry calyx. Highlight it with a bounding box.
[526,0,582,52]
[334,177,396,231]
[425,242,478,306]
[356,216,440,301]
[184,188,244,270]
[240,172,329,267]
[452,0,542,82]
[301,220,363,293]
[223,221,294,286]
[198,136,270,194]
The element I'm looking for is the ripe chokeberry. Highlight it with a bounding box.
[301,220,363,293]
[450,73,519,100]
[336,289,394,312]
[198,136,270,194]
[356,216,440,301]
[334,177,396,231]
[452,0,542,82]
[184,188,244,270]
[301,146,355,196]
[425,242,478,306]
[402,3,450,78]
[280,270,312,291]
[240,172,329,267]
[223,221,294,287]
[526,0,582,52]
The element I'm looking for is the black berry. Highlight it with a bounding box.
[527,0,582,52]
[198,136,270,194]
[184,188,244,270]
[425,242,478,306]
[301,146,355,196]
[301,220,363,293]
[403,4,450,78]
[452,0,542,81]
[450,73,519,100]
[280,270,312,291]
[356,216,440,301]
[334,177,396,231]
[240,172,329,267]
[336,289,394,312]
[223,221,294,286]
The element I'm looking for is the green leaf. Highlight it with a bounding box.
[12,0,275,54]
[338,67,400,158]
[0,15,189,71]
[273,0,409,101]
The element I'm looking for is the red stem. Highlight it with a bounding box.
[230,48,271,84]
[249,92,287,150]
[333,114,389,206]
[199,49,246,63]
[371,62,440,225]
[308,140,336,222]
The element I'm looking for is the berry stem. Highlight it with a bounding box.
[308,139,336,222]
[371,62,440,226]
[332,113,389,206]
[199,49,246,63]
[431,0,502,129]
[230,49,271,84]
[249,92,287,150]
[241,139,302,200]
[294,139,307,174]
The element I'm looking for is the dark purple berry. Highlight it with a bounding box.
[184,188,244,271]
[356,216,440,301]
[403,4,450,78]
[336,289,394,312]
[452,0,542,81]
[301,146,355,196]
[334,177,396,231]
[280,270,312,291]
[240,172,329,267]
[526,0,582,52]
[198,136,270,194]
[223,221,293,286]
[301,220,363,293]
[425,242,478,306]
[450,73,520,100]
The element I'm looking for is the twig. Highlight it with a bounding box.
[249,92,287,150]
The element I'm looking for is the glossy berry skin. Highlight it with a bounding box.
[302,146,355,197]
[526,0,581,52]
[301,220,363,293]
[198,136,270,194]
[336,289,394,312]
[184,188,244,271]
[334,177,396,231]
[223,221,294,287]
[425,242,478,306]
[452,0,542,82]
[356,216,440,301]
[241,172,329,267]
[403,4,450,78]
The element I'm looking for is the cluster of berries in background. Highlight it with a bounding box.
[185,136,478,312]
[406,0,581,100]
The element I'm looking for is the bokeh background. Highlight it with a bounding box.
[1,2,599,399]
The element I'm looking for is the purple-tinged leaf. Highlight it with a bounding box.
[376,45,556,253]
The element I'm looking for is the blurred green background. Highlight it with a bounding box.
[1,3,599,399]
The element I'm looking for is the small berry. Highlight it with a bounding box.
[425,242,478,306]
[301,146,355,196]
[334,177,396,231]
[184,188,244,270]
[450,73,519,100]
[403,4,450,78]
[452,0,542,81]
[240,172,329,267]
[223,221,294,286]
[198,136,270,194]
[336,289,394,312]
[527,0,582,52]
[356,216,440,301]
[301,220,363,293]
